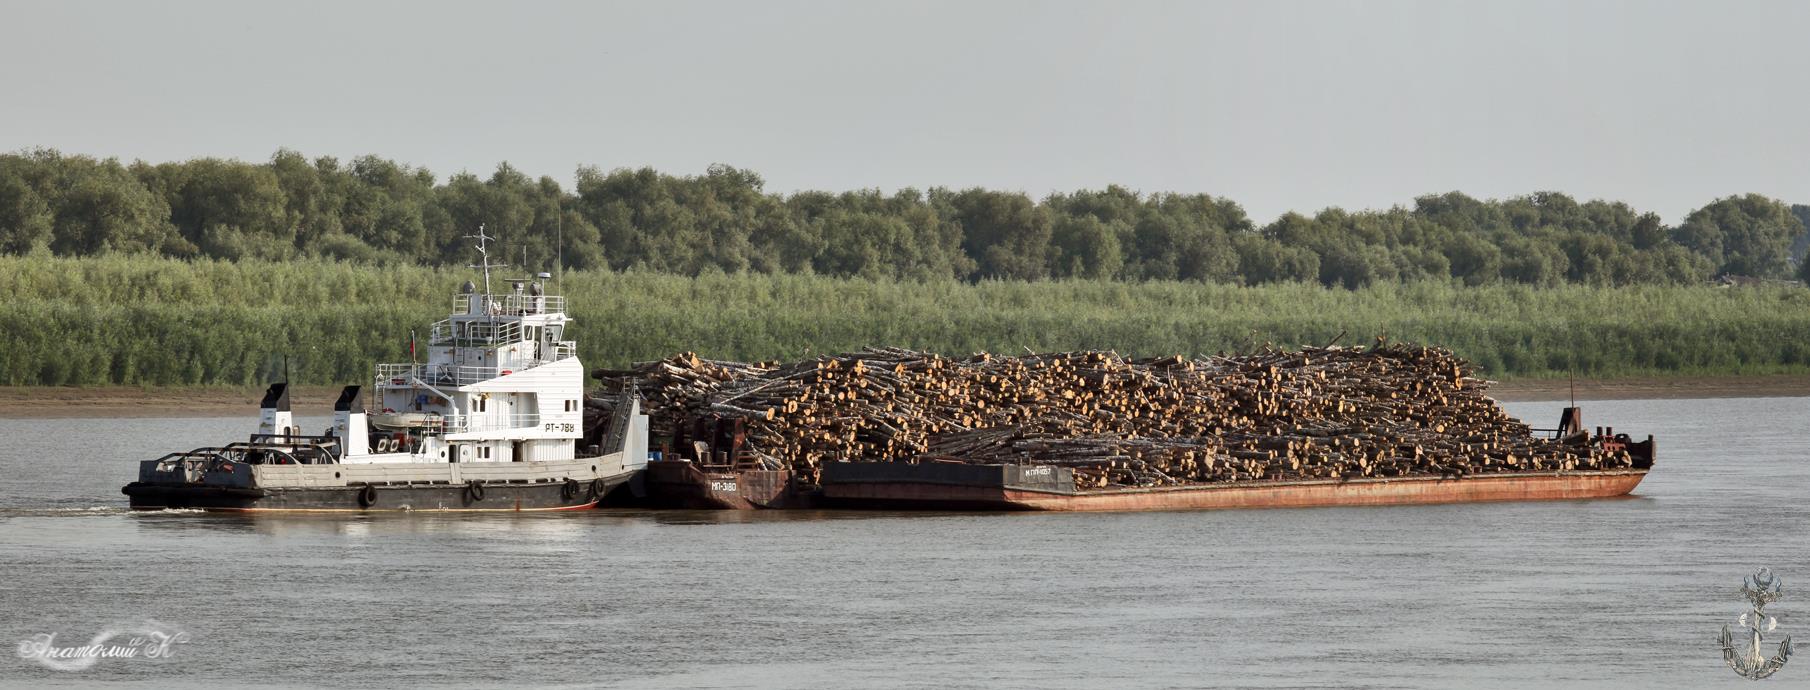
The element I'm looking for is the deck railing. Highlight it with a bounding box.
[375,363,499,388]
[439,412,543,434]
[448,293,566,317]
[366,411,545,434]
[374,347,580,389]
[428,319,524,346]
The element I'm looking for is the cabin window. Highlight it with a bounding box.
[564,399,576,412]
[474,398,487,413]
[477,446,491,460]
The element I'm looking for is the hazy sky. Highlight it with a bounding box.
[2,0,1806,222]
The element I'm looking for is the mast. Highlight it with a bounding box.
[464,225,507,296]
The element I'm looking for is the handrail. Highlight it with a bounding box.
[376,363,498,387]
[429,319,524,346]
[375,353,579,389]
[438,412,544,434]
[448,293,566,317]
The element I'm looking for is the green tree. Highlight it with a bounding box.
[1049,214,1124,279]
[341,155,436,259]
[0,161,52,253]
[137,158,291,260]
[1442,232,1502,285]
[1673,194,1804,277]
[26,151,183,255]
[947,188,1051,280]
[270,149,342,250]
[1498,236,1567,286]
[1233,234,1318,284]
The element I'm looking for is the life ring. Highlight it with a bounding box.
[358,484,377,508]
[589,478,606,499]
[466,480,485,502]
[561,478,580,500]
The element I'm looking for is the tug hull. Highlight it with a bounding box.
[123,472,631,512]
[123,453,640,513]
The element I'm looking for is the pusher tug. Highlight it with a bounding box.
[122,234,647,512]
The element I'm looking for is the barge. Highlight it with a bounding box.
[818,462,1649,511]
[632,408,1656,513]
[818,415,1653,512]
[638,461,802,509]
[626,416,812,509]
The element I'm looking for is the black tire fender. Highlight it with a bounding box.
[357,484,377,508]
[466,480,485,502]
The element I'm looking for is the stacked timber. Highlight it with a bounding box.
[592,343,1635,489]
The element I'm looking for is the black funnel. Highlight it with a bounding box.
[334,385,363,413]
[260,383,290,412]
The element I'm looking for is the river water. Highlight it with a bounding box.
[0,396,1806,689]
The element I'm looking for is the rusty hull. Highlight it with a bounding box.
[640,460,801,509]
[822,469,1649,512]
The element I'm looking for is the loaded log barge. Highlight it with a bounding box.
[641,407,1653,512]
[602,349,1657,513]
[816,415,1653,512]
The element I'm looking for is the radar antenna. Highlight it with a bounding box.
[464,225,508,295]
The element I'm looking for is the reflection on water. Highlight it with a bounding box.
[0,397,1807,689]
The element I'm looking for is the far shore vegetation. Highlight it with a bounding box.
[4,255,1807,387]
[4,150,1808,387]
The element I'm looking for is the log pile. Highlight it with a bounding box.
[591,343,1635,489]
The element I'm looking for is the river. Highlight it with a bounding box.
[1,396,1806,688]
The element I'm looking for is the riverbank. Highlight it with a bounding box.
[0,385,344,419]
[2,375,1805,418]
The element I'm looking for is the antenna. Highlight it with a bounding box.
[555,193,563,294]
[464,224,507,295]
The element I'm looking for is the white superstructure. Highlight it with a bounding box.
[350,278,586,465]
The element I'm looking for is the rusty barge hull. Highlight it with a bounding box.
[637,460,805,509]
[819,463,1648,512]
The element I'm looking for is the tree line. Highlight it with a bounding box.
[1,148,1806,287]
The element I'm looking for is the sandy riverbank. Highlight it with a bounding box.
[0,385,345,419]
[0,375,1806,419]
